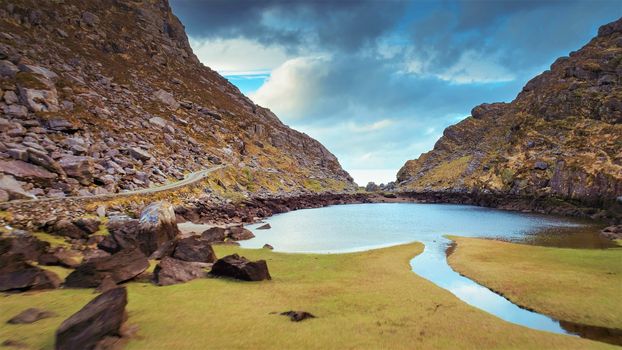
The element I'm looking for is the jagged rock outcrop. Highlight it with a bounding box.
[0,0,354,203]
[397,18,622,207]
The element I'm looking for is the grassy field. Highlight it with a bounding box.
[448,236,622,330]
[0,243,616,349]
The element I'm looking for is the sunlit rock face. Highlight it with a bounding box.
[0,0,355,202]
[397,18,622,204]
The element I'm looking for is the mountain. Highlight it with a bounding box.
[397,18,622,206]
[0,0,355,202]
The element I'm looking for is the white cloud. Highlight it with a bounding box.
[189,37,290,75]
[436,50,516,84]
[249,56,330,119]
[348,119,394,133]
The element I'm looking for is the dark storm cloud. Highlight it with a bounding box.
[170,0,410,52]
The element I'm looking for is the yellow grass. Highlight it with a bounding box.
[448,236,622,329]
[0,244,614,349]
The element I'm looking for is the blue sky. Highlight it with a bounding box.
[171,0,621,185]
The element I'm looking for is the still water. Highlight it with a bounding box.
[240,203,608,337]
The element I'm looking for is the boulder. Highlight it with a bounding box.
[153,89,179,110]
[0,234,49,261]
[74,217,101,235]
[46,118,80,132]
[18,84,59,112]
[262,244,274,250]
[227,226,255,241]
[59,155,95,185]
[8,308,56,324]
[152,256,205,286]
[0,175,35,200]
[200,227,227,243]
[0,160,56,185]
[52,219,95,239]
[172,236,216,263]
[38,249,82,269]
[136,201,180,255]
[0,60,18,77]
[55,287,127,350]
[256,223,271,230]
[601,225,622,240]
[210,254,271,281]
[64,248,149,288]
[128,147,152,161]
[26,148,65,176]
[0,254,61,292]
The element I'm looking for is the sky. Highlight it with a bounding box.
[170,0,621,186]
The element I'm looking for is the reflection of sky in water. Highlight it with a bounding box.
[242,203,586,335]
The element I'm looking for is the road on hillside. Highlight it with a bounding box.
[8,165,225,204]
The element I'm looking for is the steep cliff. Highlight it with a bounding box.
[0,0,355,202]
[397,18,622,205]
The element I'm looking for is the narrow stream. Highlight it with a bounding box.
[236,203,618,344]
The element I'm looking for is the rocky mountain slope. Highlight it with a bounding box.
[0,0,355,203]
[397,18,622,206]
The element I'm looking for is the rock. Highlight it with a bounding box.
[256,223,271,230]
[95,275,117,294]
[210,254,271,281]
[148,239,176,260]
[280,310,315,322]
[227,226,255,241]
[0,60,18,77]
[153,89,179,110]
[8,308,56,324]
[200,226,227,243]
[38,249,82,268]
[0,160,56,184]
[55,287,127,350]
[1,234,49,261]
[64,248,149,288]
[96,205,107,217]
[4,104,28,117]
[81,11,100,27]
[18,84,59,112]
[0,174,36,200]
[534,161,548,170]
[18,64,58,81]
[136,201,180,255]
[26,148,65,176]
[47,118,80,132]
[262,244,274,250]
[59,155,95,185]
[74,217,101,235]
[129,147,152,161]
[148,116,167,128]
[0,189,8,202]
[0,254,61,292]
[3,90,18,104]
[172,236,216,263]
[152,256,205,286]
[601,225,622,240]
[1,339,28,348]
[53,219,94,239]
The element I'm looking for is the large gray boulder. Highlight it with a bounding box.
[210,254,271,282]
[152,256,205,286]
[64,248,148,288]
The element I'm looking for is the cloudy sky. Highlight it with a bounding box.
[170,0,620,185]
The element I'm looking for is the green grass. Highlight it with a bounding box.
[32,232,71,249]
[0,244,614,349]
[448,236,622,330]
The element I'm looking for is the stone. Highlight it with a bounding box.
[153,89,179,110]
[64,248,149,288]
[26,147,65,175]
[8,308,56,324]
[59,155,95,185]
[1,339,28,348]
[227,225,255,241]
[0,234,49,261]
[152,256,205,286]
[4,104,27,117]
[0,254,61,292]
[136,201,180,255]
[55,287,127,350]
[262,244,274,250]
[129,147,152,161]
[256,223,271,230]
[3,90,18,104]
[148,116,167,128]
[0,160,57,184]
[47,118,80,132]
[18,85,59,112]
[18,64,58,81]
[0,59,18,77]
[38,249,82,269]
[210,254,271,281]
[601,225,622,240]
[0,189,8,202]
[81,11,100,27]
[200,226,227,243]
[0,174,36,200]
[172,236,216,263]
[534,161,548,170]
[280,310,315,322]
[53,219,91,239]
[95,275,117,293]
[74,217,101,235]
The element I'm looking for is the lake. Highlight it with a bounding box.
[240,203,610,338]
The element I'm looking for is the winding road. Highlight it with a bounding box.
[8,165,225,204]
